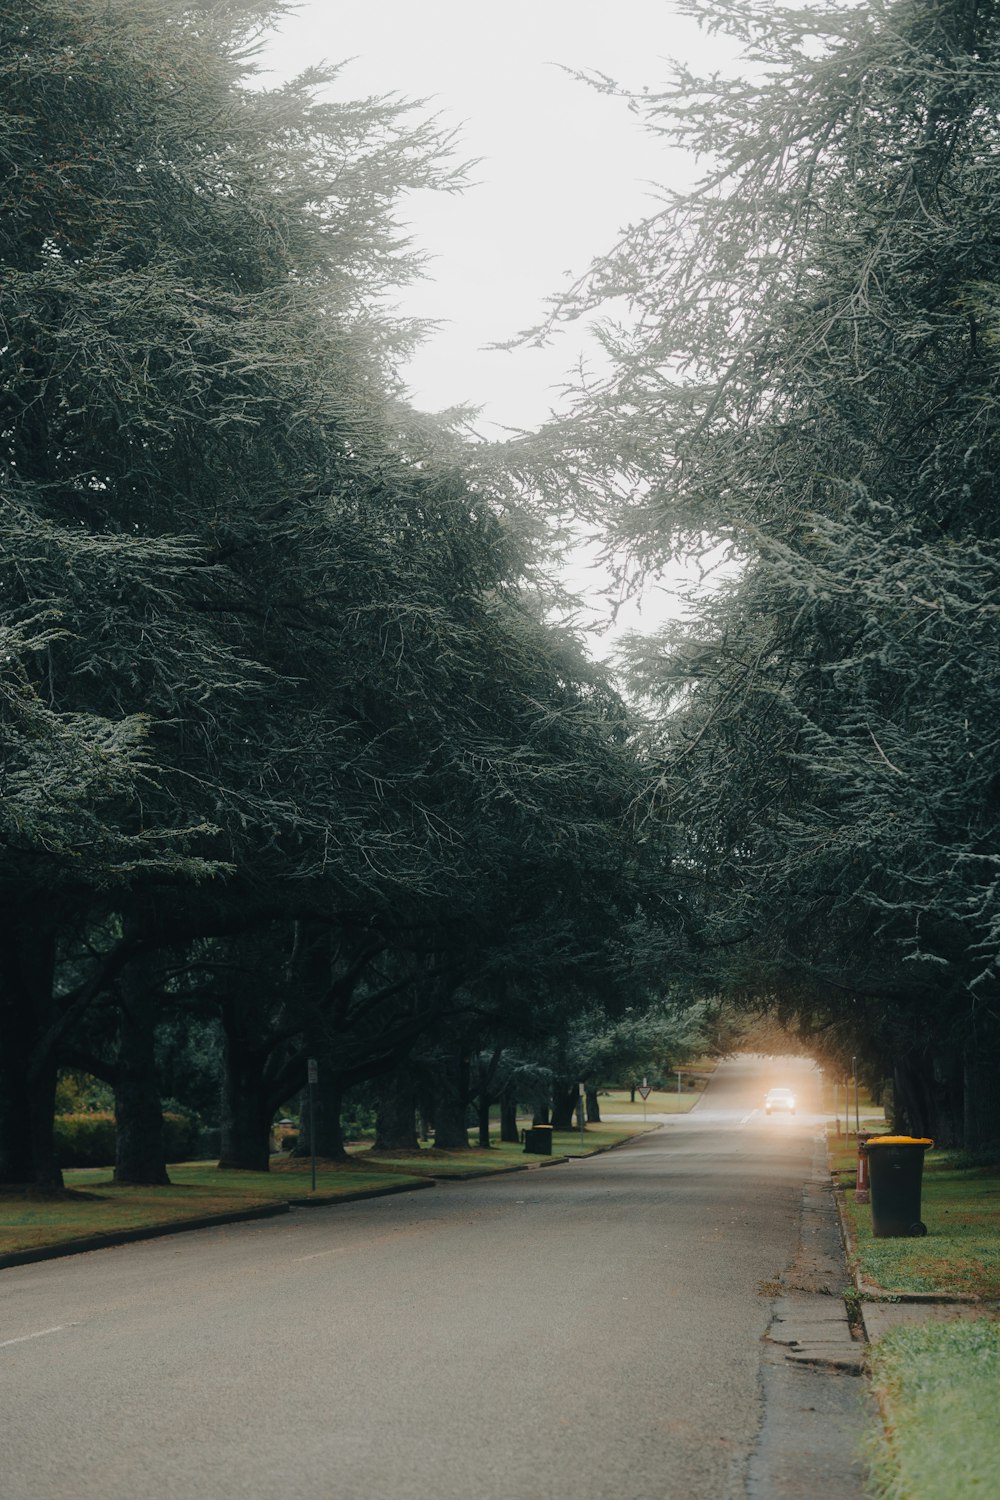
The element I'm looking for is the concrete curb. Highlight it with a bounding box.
[287,1178,435,1206]
[0,1179,439,1269]
[0,1202,290,1271]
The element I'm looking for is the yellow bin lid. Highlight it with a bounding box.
[863,1135,933,1147]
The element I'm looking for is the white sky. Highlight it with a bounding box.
[259,2,736,645]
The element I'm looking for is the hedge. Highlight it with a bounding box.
[55,1112,201,1168]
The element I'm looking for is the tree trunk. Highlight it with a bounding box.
[374,1069,419,1152]
[314,1071,349,1160]
[218,1001,272,1171]
[532,1095,550,1127]
[477,1091,492,1149]
[500,1090,520,1143]
[964,1041,1000,1156]
[430,1047,471,1149]
[294,1069,350,1162]
[114,957,169,1186]
[585,1086,601,1124]
[550,1080,578,1131]
[0,915,61,1188]
[892,1048,963,1149]
[474,1047,502,1149]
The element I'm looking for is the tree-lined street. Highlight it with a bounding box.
[1,1057,865,1500]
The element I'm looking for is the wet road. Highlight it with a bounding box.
[2,1055,836,1499]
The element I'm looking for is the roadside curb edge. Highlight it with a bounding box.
[0,1201,291,1271]
[1,1128,658,1269]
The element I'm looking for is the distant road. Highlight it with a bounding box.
[3,1055,828,1500]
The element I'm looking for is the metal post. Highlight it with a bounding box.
[677,1070,681,1096]
[307,1057,318,1192]
[853,1056,860,1136]
[578,1082,585,1147]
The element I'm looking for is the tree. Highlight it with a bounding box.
[0,0,472,1184]
[525,0,1000,1148]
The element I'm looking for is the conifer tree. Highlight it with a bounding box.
[529,0,1000,1147]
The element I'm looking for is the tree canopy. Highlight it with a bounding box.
[0,0,676,1186]
[521,0,1000,1148]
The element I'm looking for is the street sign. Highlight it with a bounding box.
[638,1083,652,1100]
[307,1058,318,1085]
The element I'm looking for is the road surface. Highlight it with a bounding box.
[1,1055,866,1499]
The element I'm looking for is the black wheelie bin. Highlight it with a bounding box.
[862,1135,933,1237]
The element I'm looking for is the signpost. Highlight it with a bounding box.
[578,1082,586,1147]
[852,1056,860,1136]
[307,1057,318,1191]
[638,1077,652,1122]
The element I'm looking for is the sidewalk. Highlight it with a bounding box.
[747,1138,868,1500]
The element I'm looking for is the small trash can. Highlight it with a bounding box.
[521,1125,553,1155]
[862,1135,933,1237]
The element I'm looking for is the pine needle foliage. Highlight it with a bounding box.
[525,0,1000,1145]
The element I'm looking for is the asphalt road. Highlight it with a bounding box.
[2,1055,849,1500]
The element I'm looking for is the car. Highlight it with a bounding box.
[764,1087,796,1115]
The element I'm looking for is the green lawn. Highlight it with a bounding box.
[0,1161,424,1257]
[866,1321,1000,1500]
[833,1142,1000,1299]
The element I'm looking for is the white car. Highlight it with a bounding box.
[764,1087,796,1115]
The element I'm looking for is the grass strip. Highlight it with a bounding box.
[589,1088,702,1116]
[352,1121,657,1175]
[832,1142,1000,1299]
[0,1162,422,1257]
[867,1320,1000,1500]
[1,1123,655,1256]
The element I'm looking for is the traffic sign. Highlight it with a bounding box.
[638,1083,652,1100]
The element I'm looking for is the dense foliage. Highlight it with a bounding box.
[526,0,1000,1149]
[0,1,675,1187]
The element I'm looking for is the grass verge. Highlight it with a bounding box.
[0,1121,654,1258]
[866,1320,1000,1500]
[831,1137,1000,1299]
[0,1162,421,1257]
[590,1088,702,1116]
[351,1121,657,1174]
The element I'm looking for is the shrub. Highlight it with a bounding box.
[163,1112,200,1162]
[54,1113,116,1168]
[55,1111,201,1168]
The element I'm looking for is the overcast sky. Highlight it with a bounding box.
[259,2,736,643]
[259,2,731,428]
